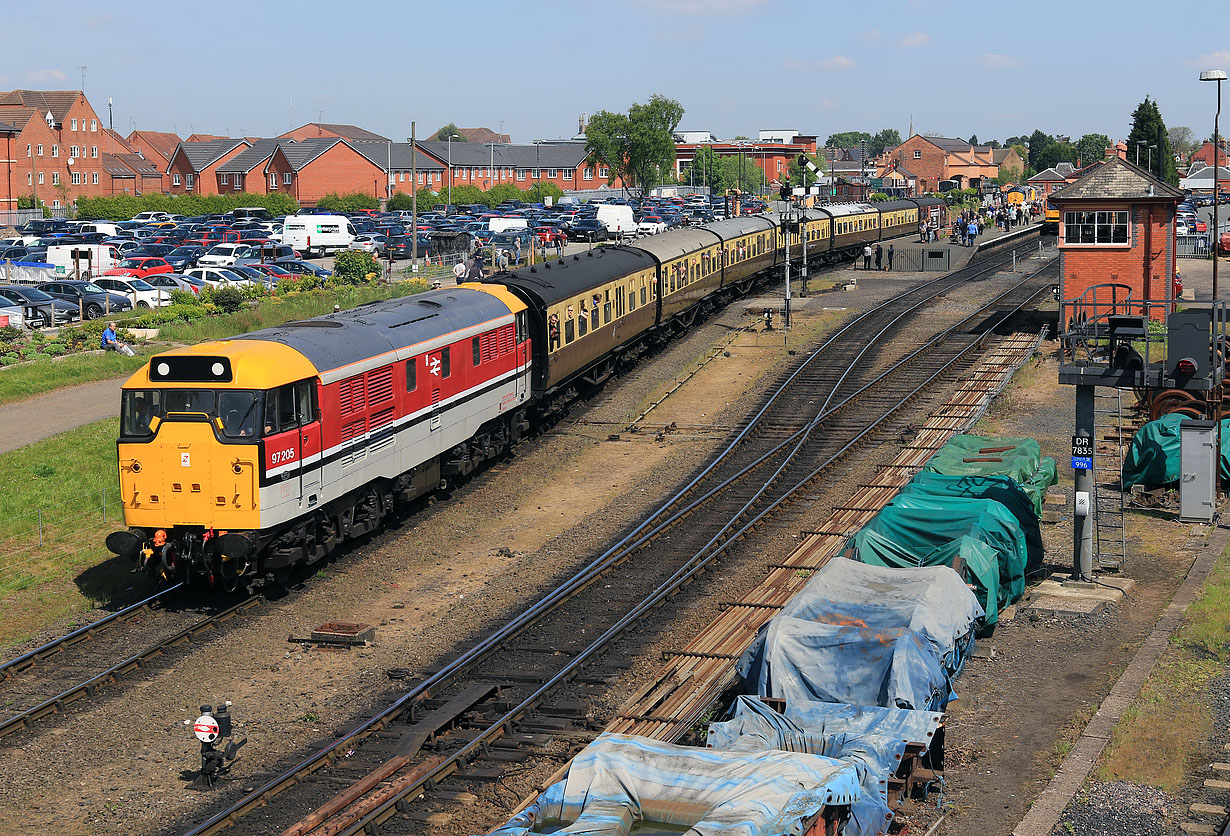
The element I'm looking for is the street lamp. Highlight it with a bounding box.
[445,133,459,213]
[1202,68,1227,300]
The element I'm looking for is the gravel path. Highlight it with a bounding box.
[0,376,125,453]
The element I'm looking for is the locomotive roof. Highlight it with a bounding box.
[236,286,515,376]
[876,199,922,212]
[490,246,655,307]
[701,216,776,240]
[629,227,721,262]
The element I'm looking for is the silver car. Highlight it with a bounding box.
[347,234,388,254]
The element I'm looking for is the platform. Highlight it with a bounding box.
[1022,572,1136,617]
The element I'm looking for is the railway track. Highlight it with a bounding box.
[174,241,1055,836]
[0,588,260,740]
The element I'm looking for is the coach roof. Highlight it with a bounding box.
[489,246,655,308]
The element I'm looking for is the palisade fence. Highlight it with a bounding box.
[0,208,69,228]
[0,489,124,583]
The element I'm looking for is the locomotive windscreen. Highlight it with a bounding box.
[148,355,234,383]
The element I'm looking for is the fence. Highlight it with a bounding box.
[890,247,951,272]
[0,208,68,228]
[1177,234,1211,259]
[0,489,124,589]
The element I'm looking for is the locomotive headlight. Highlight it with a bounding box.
[131,460,142,473]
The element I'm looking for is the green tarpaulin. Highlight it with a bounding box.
[898,472,1044,575]
[1122,414,1230,490]
[848,529,1004,624]
[923,435,1058,516]
[852,493,1027,612]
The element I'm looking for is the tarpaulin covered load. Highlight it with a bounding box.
[852,493,1027,614]
[898,472,1045,575]
[923,434,1058,515]
[708,696,944,836]
[849,529,1004,625]
[749,557,983,676]
[486,732,861,836]
[1122,413,1230,490]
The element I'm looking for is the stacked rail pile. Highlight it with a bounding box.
[482,332,1050,836]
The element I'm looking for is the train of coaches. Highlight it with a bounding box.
[105,196,948,588]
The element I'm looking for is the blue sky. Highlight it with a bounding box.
[9,0,1230,148]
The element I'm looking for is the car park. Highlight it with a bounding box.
[94,276,173,308]
[183,267,256,288]
[145,273,206,295]
[567,219,609,241]
[0,285,79,327]
[278,260,332,279]
[36,279,133,319]
[103,256,174,278]
[164,245,205,270]
[347,234,388,254]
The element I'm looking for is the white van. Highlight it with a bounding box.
[44,243,121,279]
[595,204,636,237]
[281,214,357,257]
[489,217,529,233]
[80,222,119,238]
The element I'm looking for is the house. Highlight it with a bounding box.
[415,140,606,193]
[885,135,1020,193]
[877,163,917,197]
[265,138,385,204]
[1027,162,1080,199]
[456,127,510,144]
[1179,162,1230,193]
[125,130,181,174]
[674,138,818,189]
[100,152,163,196]
[1190,139,1229,169]
[0,89,114,209]
[185,133,228,143]
[1051,155,1183,313]
[350,141,445,196]
[165,139,250,195]
[280,122,390,143]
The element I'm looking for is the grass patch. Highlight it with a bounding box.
[0,352,149,406]
[0,417,146,646]
[1097,544,1230,790]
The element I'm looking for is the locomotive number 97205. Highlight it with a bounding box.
[270,448,296,465]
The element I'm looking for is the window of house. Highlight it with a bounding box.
[51,172,59,185]
[406,358,417,391]
[173,173,182,185]
[71,171,80,185]
[37,172,43,184]
[547,169,557,178]
[600,166,609,178]
[1063,210,1128,245]
[419,172,425,184]
[26,172,31,185]
[584,167,593,180]
[91,119,97,131]
[532,168,540,177]
[25,144,30,157]
[219,173,229,185]
[52,200,60,209]
[186,173,194,190]
[51,144,58,157]
[71,118,77,131]
[284,172,292,185]
[37,144,43,156]
[91,145,98,158]
[517,169,526,180]
[433,171,440,182]
[270,172,278,189]
[92,171,98,185]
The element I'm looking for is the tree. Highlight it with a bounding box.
[1168,125,1198,158]
[1075,133,1111,167]
[432,123,464,142]
[1035,141,1077,172]
[1126,96,1178,184]
[825,131,871,149]
[968,134,979,146]
[986,139,1002,149]
[868,128,901,157]
[1026,130,1055,172]
[684,145,723,189]
[788,152,825,188]
[584,94,684,198]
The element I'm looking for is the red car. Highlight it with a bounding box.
[104,256,174,278]
[1220,232,1230,255]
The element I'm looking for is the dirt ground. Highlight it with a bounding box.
[931,351,1203,836]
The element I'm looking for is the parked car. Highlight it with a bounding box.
[36,279,134,319]
[637,215,667,235]
[145,273,206,295]
[278,260,332,279]
[347,234,388,254]
[164,245,205,271]
[94,276,173,308]
[103,256,174,279]
[0,284,80,327]
[246,262,295,281]
[183,267,256,288]
[198,243,258,267]
[567,219,609,242]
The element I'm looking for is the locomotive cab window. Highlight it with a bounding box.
[263,383,300,435]
[121,389,161,437]
[441,346,451,378]
[218,391,258,438]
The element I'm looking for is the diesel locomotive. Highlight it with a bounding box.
[105,197,946,588]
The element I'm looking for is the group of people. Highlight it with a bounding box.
[953,211,981,247]
[860,243,895,271]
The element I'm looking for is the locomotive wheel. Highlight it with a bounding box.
[1149,388,1205,421]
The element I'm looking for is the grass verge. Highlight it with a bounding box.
[0,417,144,646]
[1096,543,1230,790]
[0,280,428,407]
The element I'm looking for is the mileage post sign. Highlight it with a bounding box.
[1071,434,1093,470]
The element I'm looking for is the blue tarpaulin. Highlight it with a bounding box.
[736,559,981,711]
[484,732,861,836]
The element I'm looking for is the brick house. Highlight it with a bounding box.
[457,127,510,144]
[1190,139,1229,169]
[1052,156,1182,315]
[885,135,1022,193]
[279,122,389,143]
[266,138,385,204]
[350,142,444,197]
[125,130,182,174]
[166,139,249,195]
[100,152,163,195]
[414,140,607,193]
[675,139,817,188]
[214,139,282,194]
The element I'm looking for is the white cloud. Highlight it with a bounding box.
[822,55,856,71]
[858,27,881,42]
[1193,50,1230,68]
[979,53,1022,69]
[901,31,932,47]
[818,97,838,111]
[25,69,67,83]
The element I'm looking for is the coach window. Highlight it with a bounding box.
[406,358,417,391]
[565,314,576,343]
[473,335,481,366]
[640,285,647,306]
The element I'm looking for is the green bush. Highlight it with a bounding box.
[42,344,66,356]
[168,289,201,307]
[211,286,246,313]
[75,193,300,223]
[126,304,209,329]
[1,353,20,365]
[316,192,379,212]
[240,283,267,300]
[332,250,380,284]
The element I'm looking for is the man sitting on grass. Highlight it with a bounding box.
[101,322,134,356]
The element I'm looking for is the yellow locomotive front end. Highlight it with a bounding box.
[106,341,318,588]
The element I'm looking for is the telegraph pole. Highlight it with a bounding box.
[411,121,417,264]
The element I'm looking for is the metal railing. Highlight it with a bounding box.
[890,247,951,272]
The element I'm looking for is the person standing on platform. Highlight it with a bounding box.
[874,243,883,270]
[862,243,872,269]
[887,244,895,271]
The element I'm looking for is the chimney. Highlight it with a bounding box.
[579,112,587,134]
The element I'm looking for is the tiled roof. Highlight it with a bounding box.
[100,153,138,177]
[0,90,80,124]
[185,133,228,142]
[415,140,589,170]
[275,137,348,171]
[1049,156,1183,201]
[127,130,181,161]
[283,122,390,142]
[457,127,511,144]
[117,153,160,176]
[104,129,135,153]
[216,138,282,174]
[350,141,444,171]
[0,106,35,130]
[176,139,249,172]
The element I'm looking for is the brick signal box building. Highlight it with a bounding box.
[1052,156,1183,317]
